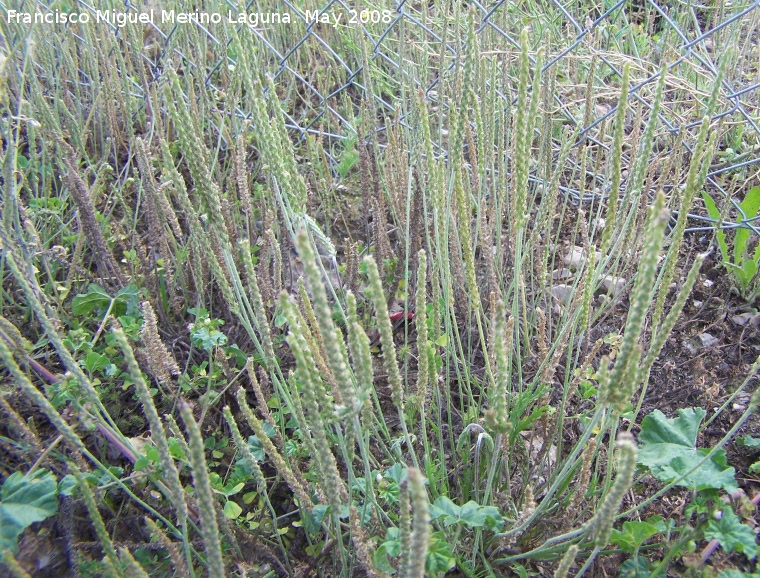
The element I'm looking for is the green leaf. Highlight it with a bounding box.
[71,284,112,316]
[610,521,661,554]
[735,187,760,264]
[113,284,140,317]
[701,192,729,262]
[223,482,245,497]
[0,470,59,554]
[223,500,242,519]
[429,497,505,531]
[620,556,651,578]
[384,463,406,484]
[430,496,460,525]
[638,408,738,492]
[718,570,760,578]
[58,475,77,497]
[705,508,758,560]
[426,531,456,574]
[726,262,752,290]
[737,435,760,448]
[373,539,400,574]
[83,351,111,374]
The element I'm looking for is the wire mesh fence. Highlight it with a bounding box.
[17,0,760,235]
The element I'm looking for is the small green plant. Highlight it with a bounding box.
[702,186,760,301]
[705,507,759,561]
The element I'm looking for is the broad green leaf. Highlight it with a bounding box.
[705,508,758,560]
[620,556,651,578]
[426,531,456,574]
[479,505,506,531]
[384,463,406,484]
[58,475,77,497]
[611,521,660,554]
[0,470,59,554]
[223,482,245,497]
[223,500,242,519]
[459,501,487,528]
[71,284,112,316]
[430,496,460,526]
[83,351,111,374]
[735,187,760,264]
[638,408,738,492]
[311,504,330,526]
[373,539,400,574]
[429,498,505,530]
[113,284,140,317]
[738,435,760,448]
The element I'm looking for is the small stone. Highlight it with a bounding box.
[563,246,586,268]
[703,279,714,288]
[602,275,626,296]
[552,284,574,305]
[552,268,573,280]
[693,300,703,308]
[562,246,601,270]
[682,340,698,356]
[698,332,719,347]
[731,312,754,327]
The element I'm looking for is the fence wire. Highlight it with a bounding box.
[21,0,760,236]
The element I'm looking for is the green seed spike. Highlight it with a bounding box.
[603,62,630,252]
[364,255,404,408]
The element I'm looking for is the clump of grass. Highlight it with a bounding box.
[1,2,756,577]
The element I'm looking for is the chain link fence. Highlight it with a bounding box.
[23,0,760,235]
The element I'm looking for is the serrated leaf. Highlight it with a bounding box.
[0,470,59,554]
[638,408,738,492]
[705,509,758,560]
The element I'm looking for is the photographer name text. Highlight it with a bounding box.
[6,8,394,28]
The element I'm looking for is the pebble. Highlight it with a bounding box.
[601,275,626,296]
[552,284,574,305]
[562,245,601,270]
[731,312,760,327]
[698,332,719,347]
